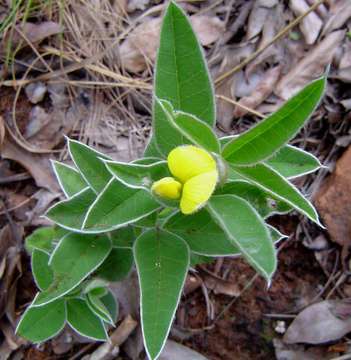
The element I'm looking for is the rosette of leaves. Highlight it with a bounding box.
[17,2,326,359]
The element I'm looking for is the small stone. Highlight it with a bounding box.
[25,81,47,104]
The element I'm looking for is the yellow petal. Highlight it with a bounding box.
[180,170,218,214]
[168,145,216,183]
[151,177,182,200]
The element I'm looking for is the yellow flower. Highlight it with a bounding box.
[151,177,182,200]
[151,145,218,214]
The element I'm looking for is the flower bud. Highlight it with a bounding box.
[151,177,182,200]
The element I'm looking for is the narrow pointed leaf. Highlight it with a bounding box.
[105,159,168,189]
[222,77,326,165]
[157,99,220,153]
[66,298,107,341]
[96,248,133,282]
[31,249,54,291]
[207,195,277,281]
[45,188,96,232]
[152,2,215,156]
[230,163,321,225]
[265,145,321,178]
[217,181,291,218]
[52,161,87,197]
[82,179,160,233]
[101,290,119,323]
[87,292,114,325]
[68,139,112,193]
[34,233,111,306]
[134,229,190,360]
[16,298,66,343]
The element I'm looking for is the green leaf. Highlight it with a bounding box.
[51,160,87,197]
[265,145,321,179]
[16,298,66,343]
[217,181,291,218]
[163,210,239,256]
[230,163,321,225]
[207,195,277,281]
[45,188,96,232]
[134,229,190,360]
[268,225,287,243]
[104,159,169,189]
[33,233,111,307]
[86,292,114,325]
[31,249,54,291]
[25,226,68,254]
[96,248,133,282]
[110,226,135,248]
[164,210,284,257]
[157,99,220,153]
[222,77,326,165]
[152,1,215,156]
[144,139,163,158]
[190,254,215,267]
[68,138,112,193]
[66,298,107,341]
[100,290,119,323]
[220,136,321,179]
[82,179,160,233]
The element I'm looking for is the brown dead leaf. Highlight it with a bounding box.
[0,116,5,150]
[314,146,351,248]
[120,14,224,73]
[322,0,351,36]
[1,137,59,193]
[160,340,209,360]
[290,0,323,45]
[190,15,225,46]
[284,300,351,344]
[275,30,346,99]
[234,65,281,117]
[1,21,61,55]
[274,339,333,360]
[203,272,240,297]
[246,0,277,40]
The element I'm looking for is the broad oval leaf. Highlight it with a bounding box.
[33,233,111,307]
[31,249,54,291]
[51,160,87,197]
[16,298,66,343]
[222,77,326,165]
[68,138,112,193]
[45,188,96,232]
[164,210,285,257]
[163,210,239,256]
[134,229,190,360]
[265,145,321,179]
[207,195,277,281]
[230,163,321,225]
[105,159,169,189]
[82,179,160,233]
[66,298,107,341]
[25,226,68,255]
[216,181,291,218]
[152,2,215,156]
[96,248,133,282]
